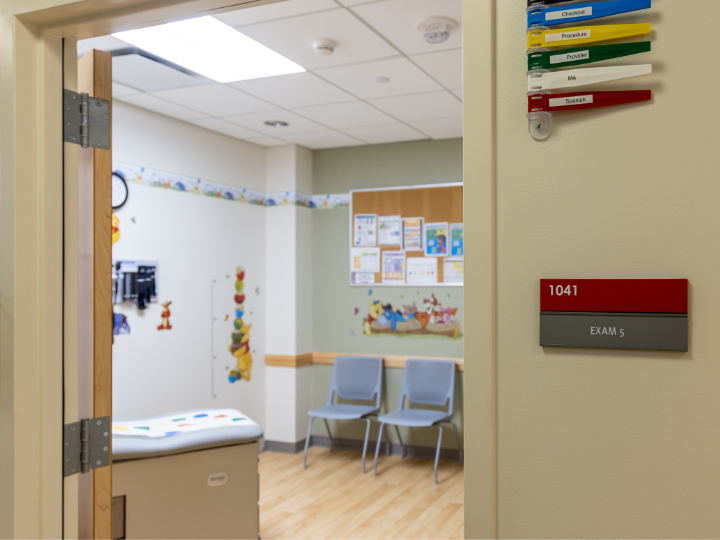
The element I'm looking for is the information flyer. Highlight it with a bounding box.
[353,214,377,247]
[450,223,464,257]
[444,258,464,284]
[350,247,380,274]
[351,272,375,285]
[406,257,438,285]
[382,251,406,284]
[378,215,402,246]
[402,217,424,251]
[424,222,449,257]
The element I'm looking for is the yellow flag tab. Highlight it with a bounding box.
[527,23,652,49]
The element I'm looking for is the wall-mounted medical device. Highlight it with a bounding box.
[112,260,158,310]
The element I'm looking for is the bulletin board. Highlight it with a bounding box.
[349,183,463,287]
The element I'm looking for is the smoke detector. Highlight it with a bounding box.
[417,17,457,44]
[313,38,337,56]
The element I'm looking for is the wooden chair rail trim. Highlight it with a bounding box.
[265,352,463,371]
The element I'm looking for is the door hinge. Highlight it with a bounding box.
[64,416,111,477]
[63,89,110,150]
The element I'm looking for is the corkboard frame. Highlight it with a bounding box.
[349,183,464,287]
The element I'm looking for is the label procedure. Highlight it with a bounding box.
[550,50,590,65]
[545,29,591,43]
[549,95,593,107]
[546,7,592,21]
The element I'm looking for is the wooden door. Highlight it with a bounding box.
[75,48,113,539]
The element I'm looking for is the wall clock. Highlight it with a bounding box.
[112,171,129,209]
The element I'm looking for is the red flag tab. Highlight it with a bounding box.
[528,90,651,112]
[540,279,688,313]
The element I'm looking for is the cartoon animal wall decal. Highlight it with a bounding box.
[362,293,461,338]
[157,301,172,330]
[229,266,252,383]
[111,213,120,245]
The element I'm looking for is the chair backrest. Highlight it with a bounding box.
[327,356,383,408]
[397,359,455,413]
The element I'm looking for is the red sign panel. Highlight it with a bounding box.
[540,279,688,314]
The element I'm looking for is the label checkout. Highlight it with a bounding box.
[528,0,652,28]
[528,90,651,113]
[528,64,652,92]
[527,42,651,71]
[527,23,651,49]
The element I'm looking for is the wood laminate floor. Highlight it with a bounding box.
[259,447,464,539]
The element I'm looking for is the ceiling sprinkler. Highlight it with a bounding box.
[417,17,457,45]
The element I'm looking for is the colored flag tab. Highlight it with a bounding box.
[528,64,652,92]
[528,90,652,112]
[528,0,651,28]
[527,42,651,71]
[527,23,652,49]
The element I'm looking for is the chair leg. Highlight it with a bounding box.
[323,418,333,453]
[361,418,371,474]
[394,425,405,458]
[303,417,314,469]
[373,422,385,476]
[449,421,463,465]
[434,425,443,485]
[384,421,391,456]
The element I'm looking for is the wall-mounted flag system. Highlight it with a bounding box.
[539,279,689,351]
[525,1,653,139]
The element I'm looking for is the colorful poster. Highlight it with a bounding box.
[406,257,438,285]
[444,258,464,284]
[382,251,406,284]
[354,214,377,247]
[424,222,449,257]
[450,223,464,257]
[351,247,380,273]
[351,272,375,285]
[378,215,402,246]
[402,217,424,251]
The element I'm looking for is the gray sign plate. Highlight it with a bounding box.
[540,312,688,352]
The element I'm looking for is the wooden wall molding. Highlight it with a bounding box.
[266,352,463,371]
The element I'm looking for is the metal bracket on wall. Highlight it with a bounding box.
[63,89,110,149]
[63,416,111,477]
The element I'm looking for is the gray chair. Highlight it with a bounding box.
[304,356,389,473]
[373,359,462,484]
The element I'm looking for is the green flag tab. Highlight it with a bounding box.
[528,42,651,71]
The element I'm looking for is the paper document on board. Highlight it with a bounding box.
[406,257,438,285]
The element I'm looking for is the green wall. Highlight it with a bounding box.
[311,139,464,450]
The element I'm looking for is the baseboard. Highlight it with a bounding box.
[309,435,463,463]
[264,439,306,454]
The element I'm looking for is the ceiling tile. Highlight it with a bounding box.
[238,9,398,70]
[341,123,428,145]
[368,91,462,122]
[409,117,463,140]
[112,55,211,92]
[452,88,462,101]
[225,110,327,135]
[114,94,207,121]
[336,0,378,5]
[246,136,289,147]
[152,84,277,117]
[410,48,462,89]
[316,57,442,100]
[294,101,396,129]
[230,72,354,109]
[279,130,366,150]
[351,0,462,55]
[112,82,140,97]
[189,118,264,140]
[214,0,338,27]
[78,35,130,57]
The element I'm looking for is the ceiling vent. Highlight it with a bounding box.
[417,17,457,45]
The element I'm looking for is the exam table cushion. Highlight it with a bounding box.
[112,408,263,461]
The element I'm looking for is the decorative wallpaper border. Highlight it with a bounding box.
[113,162,349,210]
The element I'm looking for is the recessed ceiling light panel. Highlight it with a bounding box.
[113,16,306,83]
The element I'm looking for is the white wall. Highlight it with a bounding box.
[112,102,268,430]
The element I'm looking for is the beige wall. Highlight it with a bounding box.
[465,0,720,538]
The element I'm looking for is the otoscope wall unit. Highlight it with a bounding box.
[112,260,158,310]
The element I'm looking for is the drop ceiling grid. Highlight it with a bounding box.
[108,0,462,149]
